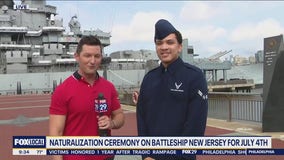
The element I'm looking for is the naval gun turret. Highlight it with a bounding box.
[208,50,232,62]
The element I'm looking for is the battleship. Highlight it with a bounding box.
[0,0,110,74]
[0,0,258,95]
[0,0,158,95]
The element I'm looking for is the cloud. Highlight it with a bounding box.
[177,25,227,58]
[180,1,228,21]
[230,19,284,42]
[111,11,173,43]
[183,25,227,43]
[177,1,230,57]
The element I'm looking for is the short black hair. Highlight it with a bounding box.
[174,30,183,44]
[76,35,102,54]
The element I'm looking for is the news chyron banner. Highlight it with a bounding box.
[13,136,284,156]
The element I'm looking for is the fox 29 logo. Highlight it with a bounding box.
[94,99,108,113]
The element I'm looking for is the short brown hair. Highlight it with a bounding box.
[76,36,102,54]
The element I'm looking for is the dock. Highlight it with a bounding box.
[208,79,255,92]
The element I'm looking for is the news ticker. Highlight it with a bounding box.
[12,136,284,155]
[12,148,284,155]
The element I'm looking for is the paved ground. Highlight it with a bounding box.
[0,94,284,160]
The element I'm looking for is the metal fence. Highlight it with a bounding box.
[208,92,263,123]
[119,91,264,123]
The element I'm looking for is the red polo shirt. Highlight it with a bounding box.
[50,71,121,160]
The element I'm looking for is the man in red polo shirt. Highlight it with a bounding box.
[49,36,125,160]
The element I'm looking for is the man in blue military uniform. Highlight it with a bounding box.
[136,19,208,160]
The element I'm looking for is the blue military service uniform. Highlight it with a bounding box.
[136,19,208,160]
[137,57,208,136]
[136,57,208,160]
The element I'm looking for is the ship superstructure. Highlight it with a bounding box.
[0,0,111,74]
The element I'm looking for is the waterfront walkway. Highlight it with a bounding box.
[0,94,283,160]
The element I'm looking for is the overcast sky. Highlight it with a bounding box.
[45,1,284,58]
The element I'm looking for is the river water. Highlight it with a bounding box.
[218,63,263,85]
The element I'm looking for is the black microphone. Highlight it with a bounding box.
[95,93,109,136]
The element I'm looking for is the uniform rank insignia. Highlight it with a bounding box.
[198,89,208,100]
